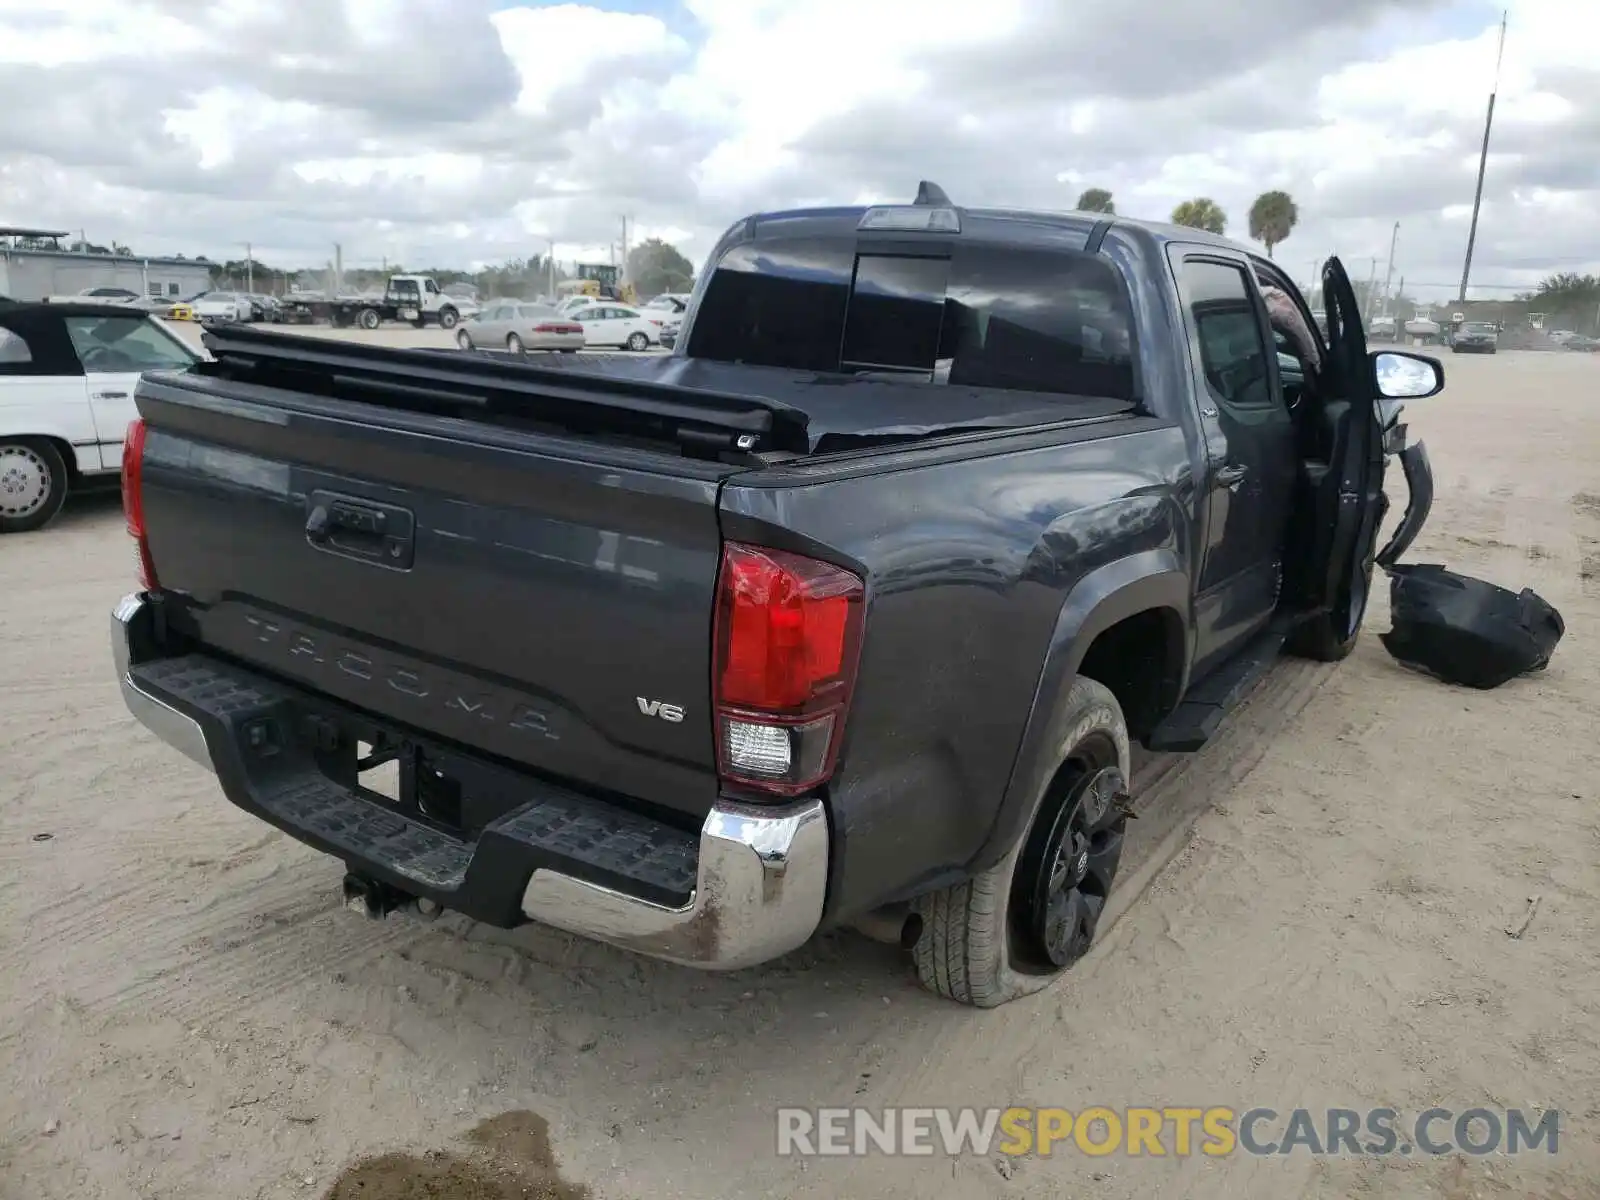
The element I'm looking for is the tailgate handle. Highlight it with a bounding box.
[305,491,416,569]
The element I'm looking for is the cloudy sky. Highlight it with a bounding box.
[1,0,1595,299]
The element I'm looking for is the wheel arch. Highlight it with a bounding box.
[969,550,1190,874]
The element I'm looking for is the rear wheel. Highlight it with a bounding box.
[0,438,69,534]
[626,331,649,352]
[507,333,524,355]
[358,308,380,330]
[911,677,1131,1007]
[456,330,473,350]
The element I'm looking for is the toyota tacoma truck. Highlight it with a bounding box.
[112,184,1441,1007]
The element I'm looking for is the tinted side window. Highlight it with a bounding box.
[686,240,852,371]
[941,246,1136,401]
[1180,260,1274,410]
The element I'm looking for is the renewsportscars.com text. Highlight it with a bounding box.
[776,1106,1562,1158]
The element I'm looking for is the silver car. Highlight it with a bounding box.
[455,301,586,354]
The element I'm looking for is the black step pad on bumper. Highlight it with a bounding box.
[131,654,699,923]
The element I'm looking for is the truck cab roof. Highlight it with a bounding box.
[732,199,1252,258]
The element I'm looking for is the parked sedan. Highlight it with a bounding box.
[191,291,253,322]
[573,303,659,351]
[455,301,585,354]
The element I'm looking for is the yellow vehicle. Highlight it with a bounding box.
[163,301,198,321]
[569,263,637,305]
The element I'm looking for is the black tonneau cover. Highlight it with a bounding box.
[200,325,1138,457]
[501,354,1140,453]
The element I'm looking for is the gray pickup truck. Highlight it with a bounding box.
[112,185,1441,1006]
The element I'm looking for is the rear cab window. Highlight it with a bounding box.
[685,235,1137,403]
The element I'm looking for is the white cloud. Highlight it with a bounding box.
[0,0,1595,300]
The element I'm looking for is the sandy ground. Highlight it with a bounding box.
[2,345,1597,1199]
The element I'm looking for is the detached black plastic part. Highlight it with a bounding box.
[1379,564,1566,689]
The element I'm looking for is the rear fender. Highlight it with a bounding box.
[970,550,1189,873]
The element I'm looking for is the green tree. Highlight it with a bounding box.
[1531,272,1600,333]
[627,238,695,299]
[1075,187,1115,214]
[1171,198,1227,235]
[1247,190,1298,258]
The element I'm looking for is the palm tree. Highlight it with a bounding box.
[1171,198,1226,235]
[1076,187,1115,214]
[1248,191,1299,258]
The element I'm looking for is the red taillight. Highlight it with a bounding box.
[121,417,158,590]
[713,543,865,797]
[535,323,582,335]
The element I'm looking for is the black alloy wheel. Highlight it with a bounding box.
[1010,740,1129,970]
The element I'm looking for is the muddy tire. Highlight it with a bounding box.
[0,438,70,534]
[911,677,1131,1007]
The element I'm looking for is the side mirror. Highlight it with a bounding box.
[1372,350,1444,400]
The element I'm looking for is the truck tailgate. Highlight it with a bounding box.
[134,369,737,822]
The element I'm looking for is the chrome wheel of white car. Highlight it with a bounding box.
[456,330,473,350]
[0,439,69,533]
[626,332,649,351]
[507,333,525,354]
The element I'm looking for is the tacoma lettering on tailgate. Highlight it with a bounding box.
[217,608,561,740]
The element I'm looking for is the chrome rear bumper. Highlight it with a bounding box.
[112,592,829,970]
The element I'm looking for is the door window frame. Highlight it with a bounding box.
[1168,247,1286,421]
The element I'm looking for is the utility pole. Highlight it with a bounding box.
[1381,222,1399,315]
[1364,257,1379,319]
[1459,10,1508,303]
[547,240,556,299]
[244,242,253,294]
[620,215,630,283]
[333,243,343,296]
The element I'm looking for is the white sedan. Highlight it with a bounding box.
[191,291,253,322]
[572,303,660,351]
[1,301,200,533]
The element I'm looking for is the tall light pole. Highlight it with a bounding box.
[1459,11,1508,303]
[243,242,253,294]
[1381,222,1399,315]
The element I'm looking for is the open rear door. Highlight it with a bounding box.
[1314,255,1388,640]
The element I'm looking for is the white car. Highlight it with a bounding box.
[191,291,252,322]
[555,296,602,316]
[0,301,200,533]
[572,303,659,351]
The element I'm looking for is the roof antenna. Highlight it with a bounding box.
[914,180,951,207]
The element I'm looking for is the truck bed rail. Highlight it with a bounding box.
[198,325,813,455]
